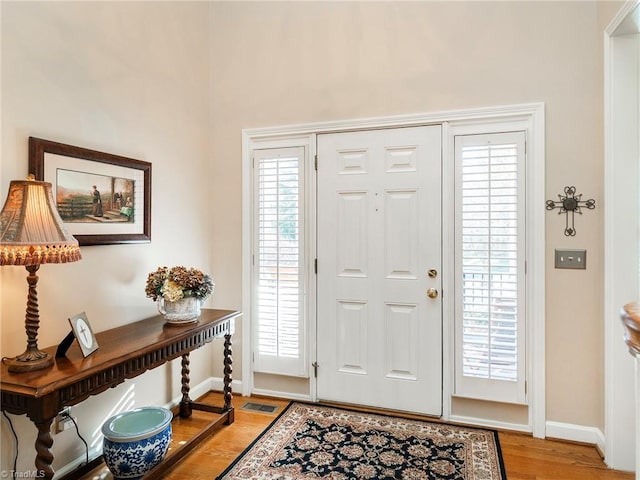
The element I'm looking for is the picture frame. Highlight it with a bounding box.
[68,312,99,357]
[29,137,151,246]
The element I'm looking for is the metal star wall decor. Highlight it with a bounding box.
[546,186,595,236]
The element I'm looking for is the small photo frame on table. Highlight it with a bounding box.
[28,137,152,246]
[57,312,99,358]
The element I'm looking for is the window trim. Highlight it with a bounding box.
[453,131,527,405]
[445,113,545,436]
[242,134,316,394]
[252,146,307,376]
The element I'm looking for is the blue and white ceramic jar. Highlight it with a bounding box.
[102,407,173,479]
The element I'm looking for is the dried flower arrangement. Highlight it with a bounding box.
[145,266,214,302]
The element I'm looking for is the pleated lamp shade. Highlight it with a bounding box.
[0,175,81,373]
[0,176,81,265]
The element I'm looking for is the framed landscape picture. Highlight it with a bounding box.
[29,137,152,246]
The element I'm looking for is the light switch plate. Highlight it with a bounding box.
[555,249,586,269]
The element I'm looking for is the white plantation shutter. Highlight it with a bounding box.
[253,147,306,376]
[454,132,526,404]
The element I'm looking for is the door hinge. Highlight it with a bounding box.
[314,154,318,171]
[312,362,319,377]
[314,258,318,274]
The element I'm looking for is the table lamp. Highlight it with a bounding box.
[0,175,82,373]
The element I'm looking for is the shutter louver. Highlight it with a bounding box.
[455,131,526,405]
[460,143,519,381]
[255,148,304,374]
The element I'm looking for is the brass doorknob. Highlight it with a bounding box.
[426,288,438,299]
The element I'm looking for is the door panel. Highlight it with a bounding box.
[384,302,419,380]
[317,125,442,416]
[385,189,419,279]
[336,300,368,374]
[336,191,369,277]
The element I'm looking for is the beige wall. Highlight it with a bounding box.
[0,0,627,474]
[0,1,214,473]
[209,0,615,429]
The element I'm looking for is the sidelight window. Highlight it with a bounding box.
[454,132,527,404]
[252,146,307,376]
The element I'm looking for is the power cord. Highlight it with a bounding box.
[68,414,89,466]
[2,410,89,477]
[2,410,18,478]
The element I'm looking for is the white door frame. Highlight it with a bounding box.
[242,103,545,436]
[604,0,640,471]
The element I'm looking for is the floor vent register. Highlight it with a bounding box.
[240,402,279,414]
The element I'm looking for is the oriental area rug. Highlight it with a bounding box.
[217,402,507,480]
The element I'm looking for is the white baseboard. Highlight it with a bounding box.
[165,376,217,409]
[207,377,243,397]
[546,421,606,454]
[165,377,244,408]
[449,417,606,457]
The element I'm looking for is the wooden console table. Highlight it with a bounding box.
[0,308,240,479]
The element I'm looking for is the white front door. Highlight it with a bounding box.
[316,125,442,416]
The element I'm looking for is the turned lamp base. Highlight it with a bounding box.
[4,264,55,373]
[4,349,54,373]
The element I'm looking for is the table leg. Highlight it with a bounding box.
[35,418,54,479]
[179,353,192,418]
[223,333,233,422]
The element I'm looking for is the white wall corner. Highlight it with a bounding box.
[604,0,640,472]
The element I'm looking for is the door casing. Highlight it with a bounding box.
[242,103,545,435]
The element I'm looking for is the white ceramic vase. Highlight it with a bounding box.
[157,296,201,324]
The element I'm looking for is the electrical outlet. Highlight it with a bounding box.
[55,407,76,434]
[554,249,587,270]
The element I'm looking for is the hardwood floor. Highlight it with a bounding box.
[80,392,633,480]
